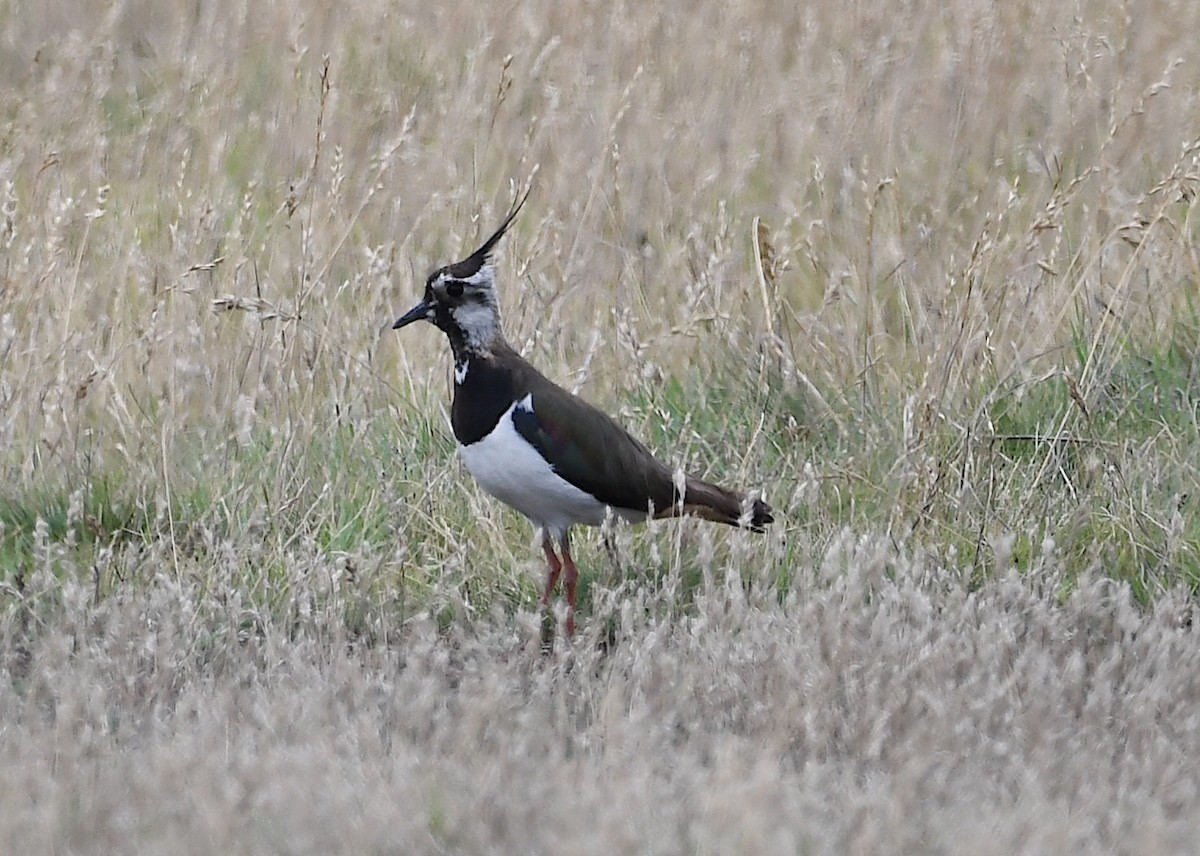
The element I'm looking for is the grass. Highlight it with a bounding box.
[3,0,1200,851]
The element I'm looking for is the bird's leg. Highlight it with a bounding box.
[540,532,563,609]
[560,533,579,638]
[539,532,563,653]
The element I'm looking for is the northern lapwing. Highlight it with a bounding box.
[393,193,773,638]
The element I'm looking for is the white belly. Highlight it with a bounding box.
[457,397,644,536]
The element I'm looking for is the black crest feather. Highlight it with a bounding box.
[445,188,531,280]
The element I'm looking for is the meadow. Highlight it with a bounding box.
[2,0,1200,852]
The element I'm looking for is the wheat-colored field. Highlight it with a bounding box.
[3,0,1200,852]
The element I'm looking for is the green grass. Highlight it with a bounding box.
[6,310,1199,617]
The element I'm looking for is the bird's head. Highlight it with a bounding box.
[393,190,529,358]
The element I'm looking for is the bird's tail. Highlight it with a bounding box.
[663,476,774,532]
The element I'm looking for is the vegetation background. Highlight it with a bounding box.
[2,0,1200,852]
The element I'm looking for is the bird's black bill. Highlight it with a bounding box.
[393,300,433,329]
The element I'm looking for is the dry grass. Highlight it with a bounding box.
[3,0,1200,851]
[5,538,1200,854]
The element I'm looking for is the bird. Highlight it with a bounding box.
[392,192,773,639]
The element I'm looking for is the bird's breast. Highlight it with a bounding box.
[450,358,519,445]
[457,397,614,533]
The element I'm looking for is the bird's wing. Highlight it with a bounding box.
[510,377,681,516]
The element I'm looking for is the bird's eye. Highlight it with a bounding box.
[446,281,464,298]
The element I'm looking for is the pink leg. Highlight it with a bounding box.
[560,534,579,638]
[540,533,562,609]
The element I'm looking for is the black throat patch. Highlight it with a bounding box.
[451,357,521,446]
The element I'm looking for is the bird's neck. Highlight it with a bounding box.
[447,325,509,373]
[445,299,506,363]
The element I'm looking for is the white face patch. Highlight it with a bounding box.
[458,264,493,286]
[454,361,469,385]
[450,300,500,349]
